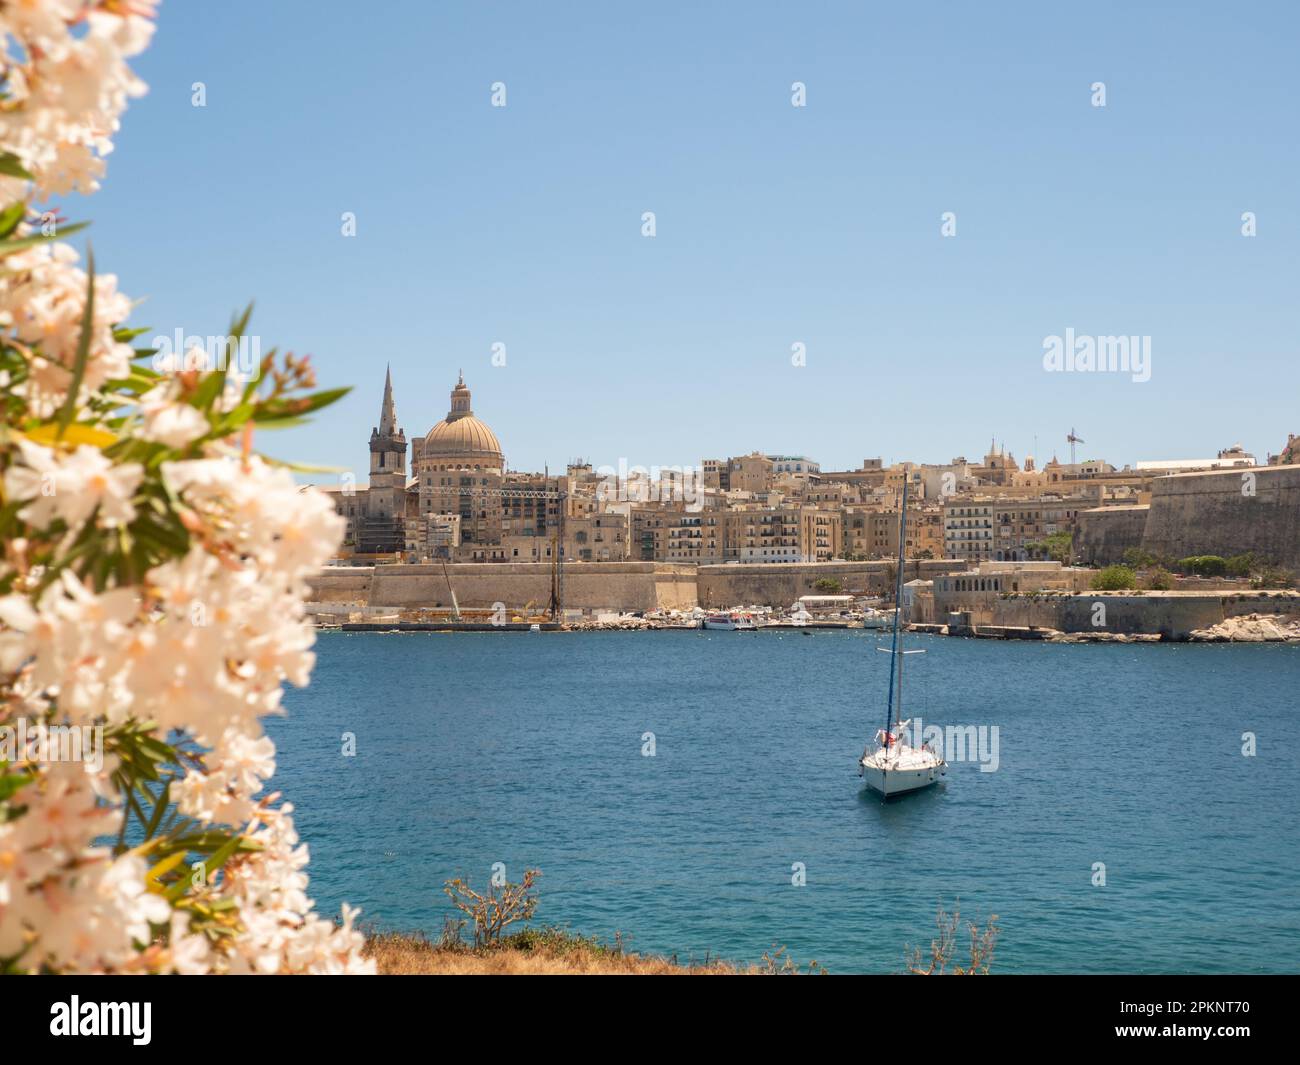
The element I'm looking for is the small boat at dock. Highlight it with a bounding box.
[703,612,758,631]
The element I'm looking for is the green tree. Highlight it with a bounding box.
[1091,565,1138,590]
[1177,555,1227,577]
[1225,553,1256,578]
[1026,531,1073,563]
[1145,567,1173,590]
[1122,547,1158,569]
[814,577,843,594]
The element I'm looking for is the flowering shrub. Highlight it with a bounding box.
[0,2,373,973]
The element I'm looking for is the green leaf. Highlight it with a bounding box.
[255,386,350,424]
[0,153,32,180]
[0,770,34,803]
[165,832,244,901]
[56,245,95,435]
[144,780,172,840]
[190,371,229,412]
[0,221,88,257]
[0,202,25,239]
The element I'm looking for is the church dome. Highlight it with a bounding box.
[422,373,503,465]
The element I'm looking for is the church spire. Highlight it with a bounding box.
[378,363,398,436]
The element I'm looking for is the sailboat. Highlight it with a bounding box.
[859,478,947,798]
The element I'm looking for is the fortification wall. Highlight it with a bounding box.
[308,569,374,603]
[311,562,698,613]
[1140,465,1300,568]
[1075,505,1149,565]
[696,560,964,608]
[309,559,973,613]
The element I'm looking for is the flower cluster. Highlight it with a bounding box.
[0,2,372,974]
[0,0,154,201]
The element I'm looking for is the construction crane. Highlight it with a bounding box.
[1067,427,1085,466]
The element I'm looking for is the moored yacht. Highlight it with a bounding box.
[859,479,947,798]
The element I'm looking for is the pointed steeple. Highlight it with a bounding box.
[378,363,398,436]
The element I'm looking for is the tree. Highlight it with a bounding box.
[1145,567,1173,590]
[1122,547,1158,569]
[813,577,843,593]
[1178,555,1227,577]
[1090,565,1138,590]
[1225,553,1256,578]
[1027,531,1073,563]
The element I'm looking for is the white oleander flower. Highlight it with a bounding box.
[139,382,211,448]
[165,911,212,975]
[4,438,143,530]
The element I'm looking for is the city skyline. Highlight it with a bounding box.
[343,363,1287,478]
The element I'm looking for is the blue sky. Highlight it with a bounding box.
[76,0,1298,478]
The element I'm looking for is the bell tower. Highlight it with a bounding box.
[358,365,407,553]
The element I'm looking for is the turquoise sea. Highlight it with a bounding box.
[271,631,1300,973]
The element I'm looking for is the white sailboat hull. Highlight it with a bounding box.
[860,761,942,797]
[859,745,946,797]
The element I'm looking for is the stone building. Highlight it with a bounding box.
[943,497,995,561]
[412,373,506,556]
[991,494,1093,561]
[323,366,409,556]
[727,452,775,495]
[356,366,407,554]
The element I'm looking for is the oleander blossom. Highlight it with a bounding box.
[0,1,373,975]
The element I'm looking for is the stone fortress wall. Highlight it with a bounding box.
[1077,465,1300,568]
[1140,465,1300,568]
[309,559,973,615]
[310,562,698,614]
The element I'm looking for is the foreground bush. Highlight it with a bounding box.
[0,2,371,973]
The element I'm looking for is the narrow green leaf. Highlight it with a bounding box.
[0,153,32,179]
[56,245,95,435]
[0,221,88,257]
[144,780,171,840]
[0,202,25,239]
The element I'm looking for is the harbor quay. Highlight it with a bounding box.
[307,560,1300,641]
[308,559,956,615]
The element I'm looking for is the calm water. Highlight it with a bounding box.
[271,631,1300,973]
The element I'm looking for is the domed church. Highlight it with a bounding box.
[332,371,561,561]
[418,372,504,469]
[410,372,507,549]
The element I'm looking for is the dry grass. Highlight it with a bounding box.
[364,927,819,975]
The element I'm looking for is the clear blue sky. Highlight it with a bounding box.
[77,0,1298,479]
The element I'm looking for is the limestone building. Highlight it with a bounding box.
[323,366,408,556]
[412,373,507,556]
[357,366,407,554]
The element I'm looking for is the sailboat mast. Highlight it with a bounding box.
[883,477,909,737]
